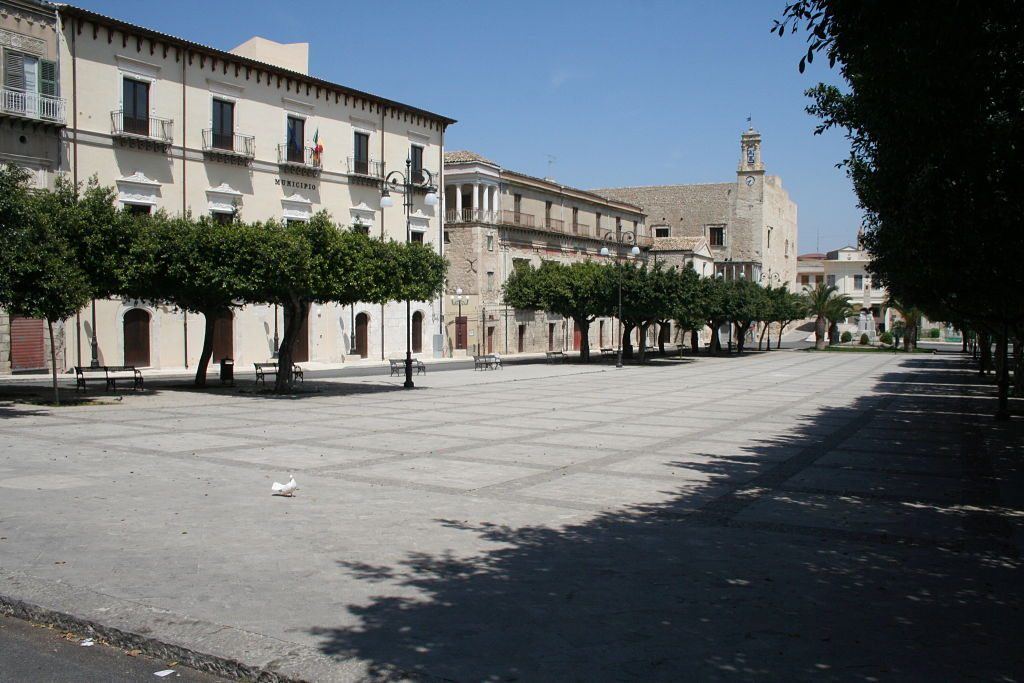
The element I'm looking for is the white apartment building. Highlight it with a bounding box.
[26,4,455,372]
[798,246,891,332]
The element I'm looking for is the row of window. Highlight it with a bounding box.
[800,273,867,290]
[120,77,426,174]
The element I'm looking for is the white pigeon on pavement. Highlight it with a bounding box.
[271,476,298,497]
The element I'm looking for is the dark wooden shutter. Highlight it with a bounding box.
[10,316,44,370]
[4,50,25,90]
[39,60,56,96]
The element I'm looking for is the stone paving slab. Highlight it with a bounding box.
[0,351,1021,681]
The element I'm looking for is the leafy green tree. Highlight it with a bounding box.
[775,288,806,350]
[503,260,612,362]
[669,264,704,353]
[803,282,837,350]
[242,214,446,391]
[0,167,92,404]
[124,212,255,387]
[616,262,680,362]
[776,1,1024,416]
[725,279,768,353]
[887,298,922,352]
[698,276,731,354]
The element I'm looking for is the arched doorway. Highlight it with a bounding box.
[412,311,423,353]
[355,312,368,358]
[123,309,151,366]
[211,311,233,362]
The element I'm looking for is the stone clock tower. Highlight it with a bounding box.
[739,126,765,178]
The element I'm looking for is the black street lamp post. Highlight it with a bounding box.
[600,230,641,369]
[380,156,439,389]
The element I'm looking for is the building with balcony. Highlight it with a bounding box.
[0,0,67,374]
[13,3,455,373]
[443,151,650,355]
[798,245,895,333]
[593,128,799,290]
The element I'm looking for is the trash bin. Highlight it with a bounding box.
[219,358,234,386]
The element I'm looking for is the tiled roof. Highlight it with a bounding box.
[444,150,497,165]
[798,253,826,260]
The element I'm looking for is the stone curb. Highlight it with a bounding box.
[0,569,376,682]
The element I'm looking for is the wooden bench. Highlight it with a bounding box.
[473,354,502,370]
[74,365,144,391]
[254,362,304,386]
[389,358,427,376]
[600,347,617,361]
[545,350,566,363]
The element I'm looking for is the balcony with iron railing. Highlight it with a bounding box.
[111,110,173,149]
[1,88,65,125]
[202,129,255,163]
[346,157,385,182]
[277,144,322,176]
[544,217,565,232]
[571,222,590,235]
[446,208,500,224]
[501,210,535,228]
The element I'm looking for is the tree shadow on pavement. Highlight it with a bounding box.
[309,355,1022,681]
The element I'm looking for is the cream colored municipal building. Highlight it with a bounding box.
[0,0,798,373]
[2,1,452,372]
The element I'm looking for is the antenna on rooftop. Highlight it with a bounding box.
[546,154,556,179]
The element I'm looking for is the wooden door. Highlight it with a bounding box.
[455,316,467,350]
[486,326,494,353]
[548,323,555,351]
[412,311,423,353]
[355,313,368,358]
[123,309,150,366]
[211,311,233,362]
[10,316,44,370]
[573,324,582,350]
[518,324,525,352]
[286,307,309,362]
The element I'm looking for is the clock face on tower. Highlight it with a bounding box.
[745,175,755,187]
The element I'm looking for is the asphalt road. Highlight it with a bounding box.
[0,614,229,683]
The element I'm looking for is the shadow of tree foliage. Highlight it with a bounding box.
[308,355,1021,681]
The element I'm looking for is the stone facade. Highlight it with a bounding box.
[443,151,651,355]
[0,0,65,374]
[593,128,799,290]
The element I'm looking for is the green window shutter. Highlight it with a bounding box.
[4,50,25,91]
[39,60,56,96]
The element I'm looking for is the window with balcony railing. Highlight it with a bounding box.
[1,50,64,124]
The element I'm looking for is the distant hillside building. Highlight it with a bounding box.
[593,128,798,290]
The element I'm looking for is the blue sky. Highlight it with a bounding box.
[78,0,858,252]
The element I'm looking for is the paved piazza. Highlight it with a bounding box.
[0,351,1021,681]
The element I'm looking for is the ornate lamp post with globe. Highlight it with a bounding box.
[380,155,439,388]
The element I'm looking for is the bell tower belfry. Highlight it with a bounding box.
[739,127,764,173]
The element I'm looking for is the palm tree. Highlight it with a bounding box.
[803,283,838,350]
[824,295,854,345]
[887,298,922,351]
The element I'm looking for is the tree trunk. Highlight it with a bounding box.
[815,315,827,350]
[575,316,591,363]
[828,321,839,346]
[690,328,699,353]
[274,299,306,392]
[194,310,217,387]
[777,321,786,349]
[47,319,59,406]
[962,334,969,353]
[1013,337,1023,397]
[658,321,667,356]
[979,331,991,375]
[621,323,635,359]
[996,330,1009,420]
[758,322,769,351]
[709,322,721,355]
